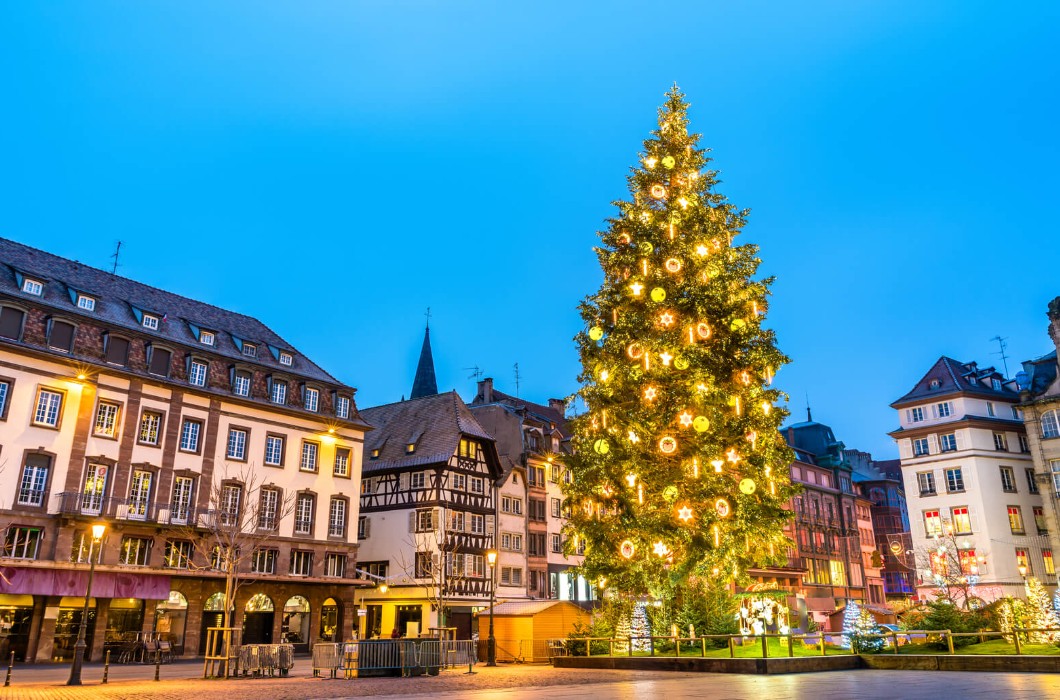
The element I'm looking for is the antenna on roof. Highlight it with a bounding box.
[110,241,123,275]
[513,362,521,397]
[465,365,483,381]
[989,335,1010,377]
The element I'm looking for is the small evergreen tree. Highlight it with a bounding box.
[1023,577,1060,644]
[631,602,652,651]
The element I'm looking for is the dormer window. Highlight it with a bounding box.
[304,387,319,412]
[992,378,1002,391]
[76,295,95,311]
[370,448,380,460]
[21,279,43,296]
[279,352,293,366]
[142,314,160,330]
[200,330,215,346]
[242,343,257,358]
[335,395,350,419]
[406,442,416,454]
[928,379,940,389]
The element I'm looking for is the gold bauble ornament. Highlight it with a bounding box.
[730,318,747,332]
[650,287,666,302]
[589,326,604,341]
[693,416,710,432]
[674,356,689,370]
[662,485,679,502]
[661,155,676,169]
[639,241,653,255]
[594,439,610,455]
[739,478,756,495]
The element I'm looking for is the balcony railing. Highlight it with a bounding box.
[56,491,217,528]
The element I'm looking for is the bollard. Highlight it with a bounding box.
[155,650,161,681]
[700,638,706,658]
[4,650,13,687]
[820,633,826,656]
[103,650,111,684]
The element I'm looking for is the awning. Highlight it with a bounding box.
[0,567,171,600]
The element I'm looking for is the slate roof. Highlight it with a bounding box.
[481,387,571,439]
[1019,350,1058,399]
[359,391,499,475]
[0,237,342,385]
[891,356,1018,407]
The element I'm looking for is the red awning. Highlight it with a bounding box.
[0,567,171,600]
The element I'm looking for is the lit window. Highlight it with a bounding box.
[142,314,159,330]
[295,495,314,534]
[1016,548,1031,576]
[1045,550,1055,576]
[200,330,215,346]
[21,279,42,296]
[279,352,293,366]
[77,295,95,311]
[923,510,942,537]
[1008,506,1024,534]
[951,507,971,534]
[94,401,120,437]
[189,360,208,387]
[138,411,162,445]
[1034,506,1047,533]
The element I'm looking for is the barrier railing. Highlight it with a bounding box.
[561,627,1060,659]
[311,639,478,678]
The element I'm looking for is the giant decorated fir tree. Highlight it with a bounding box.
[565,86,795,594]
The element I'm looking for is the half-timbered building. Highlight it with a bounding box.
[355,390,502,639]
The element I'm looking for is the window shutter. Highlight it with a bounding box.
[409,511,415,533]
[899,439,912,459]
[363,517,371,538]
[0,307,25,340]
[433,507,441,535]
[486,515,495,535]
[931,404,938,419]
[464,512,472,533]
[954,431,965,449]
[927,435,939,453]
[968,509,980,534]
[465,555,474,577]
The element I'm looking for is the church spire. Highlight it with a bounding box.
[410,319,438,400]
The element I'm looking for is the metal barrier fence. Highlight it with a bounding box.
[312,640,478,678]
[238,644,294,676]
[563,628,1060,659]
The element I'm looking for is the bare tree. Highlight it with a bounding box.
[174,461,294,676]
[915,523,983,610]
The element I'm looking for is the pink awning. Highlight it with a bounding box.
[0,567,171,600]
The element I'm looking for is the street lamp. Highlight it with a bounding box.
[1018,563,1028,579]
[486,549,497,666]
[67,523,106,686]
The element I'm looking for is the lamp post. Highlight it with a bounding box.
[486,549,497,666]
[67,523,106,686]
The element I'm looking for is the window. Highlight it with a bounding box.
[447,510,465,532]
[295,494,315,534]
[406,441,416,454]
[1019,435,1029,453]
[993,432,1008,451]
[1034,506,1047,534]
[1041,411,1059,439]
[104,336,129,365]
[94,401,120,437]
[936,402,952,418]
[179,419,202,452]
[913,438,929,456]
[529,466,545,486]
[331,447,350,478]
[335,395,350,419]
[210,546,231,570]
[501,532,523,551]
[70,531,103,563]
[500,567,523,586]
[148,347,171,376]
[300,441,318,472]
[1008,506,1025,534]
[459,439,478,459]
[415,508,435,533]
[369,449,379,460]
[411,472,425,489]
[987,401,996,417]
[270,380,287,405]
[923,510,943,537]
[138,411,163,445]
[258,488,279,530]
[290,550,313,576]
[550,498,562,518]
[529,533,546,556]
[4,527,42,559]
[829,560,847,587]
[0,307,24,340]
[958,549,978,575]
[945,468,964,493]
[452,473,467,491]
[279,352,293,366]
[0,379,9,419]
[550,533,563,553]
[199,330,215,346]
[1053,460,1060,497]
[908,407,925,423]
[469,554,486,578]
[999,466,1016,492]
[951,506,971,534]
[501,496,523,515]
[232,371,251,397]
[142,314,159,330]
[47,320,75,352]
[242,342,257,358]
[21,278,42,296]
[163,540,192,569]
[119,536,152,566]
[470,477,484,494]
[77,294,95,311]
[227,428,248,460]
[171,477,194,525]
[358,516,370,539]
[221,484,241,526]
[128,470,152,520]
[940,433,957,452]
[1027,468,1040,494]
[264,435,284,466]
[529,499,546,522]
[324,553,346,578]
[470,513,485,535]
[17,456,49,506]
[33,388,63,428]
[81,463,108,515]
[328,499,346,537]
[917,471,936,496]
[304,387,319,412]
[252,549,277,574]
[1016,548,1031,576]
[1044,550,1055,576]
[415,551,434,578]
[189,360,208,387]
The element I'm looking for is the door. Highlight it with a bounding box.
[81,464,108,515]
[242,613,274,644]
[128,471,152,520]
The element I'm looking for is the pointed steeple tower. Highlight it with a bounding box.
[410,318,438,400]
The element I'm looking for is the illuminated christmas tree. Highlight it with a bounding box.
[565,86,794,595]
[1023,577,1060,644]
[841,600,883,652]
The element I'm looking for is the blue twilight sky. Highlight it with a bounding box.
[2,2,1058,458]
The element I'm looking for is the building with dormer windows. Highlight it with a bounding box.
[891,356,1052,603]
[0,237,369,662]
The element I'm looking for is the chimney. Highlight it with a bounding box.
[478,377,494,404]
[548,398,566,418]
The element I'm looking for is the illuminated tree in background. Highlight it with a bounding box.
[565,86,795,596]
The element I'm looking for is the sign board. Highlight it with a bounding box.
[357,609,367,617]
